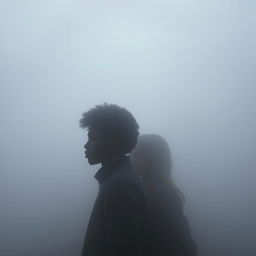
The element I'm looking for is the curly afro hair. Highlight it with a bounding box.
[79,103,139,154]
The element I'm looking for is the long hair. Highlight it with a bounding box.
[136,134,185,203]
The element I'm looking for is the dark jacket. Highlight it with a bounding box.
[82,155,146,256]
[144,183,197,256]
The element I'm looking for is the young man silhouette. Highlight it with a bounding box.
[80,103,146,256]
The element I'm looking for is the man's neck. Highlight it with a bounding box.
[101,153,125,167]
[95,154,128,185]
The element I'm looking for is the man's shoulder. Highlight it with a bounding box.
[110,167,142,187]
[103,164,145,198]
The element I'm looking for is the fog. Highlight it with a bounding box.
[1,0,256,255]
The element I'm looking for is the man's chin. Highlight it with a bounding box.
[87,157,100,165]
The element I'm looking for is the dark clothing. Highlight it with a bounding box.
[82,155,146,256]
[144,183,197,256]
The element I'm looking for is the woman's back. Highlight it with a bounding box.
[144,182,197,256]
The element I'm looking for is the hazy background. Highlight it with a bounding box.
[1,0,256,255]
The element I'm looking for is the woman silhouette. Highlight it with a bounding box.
[130,134,197,256]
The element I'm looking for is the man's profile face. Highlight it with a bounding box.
[84,128,109,165]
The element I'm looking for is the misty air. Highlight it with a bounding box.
[1,1,256,256]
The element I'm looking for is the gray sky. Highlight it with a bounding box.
[1,1,256,255]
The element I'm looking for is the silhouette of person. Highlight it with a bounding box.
[79,103,146,256]
[130,134,197,256]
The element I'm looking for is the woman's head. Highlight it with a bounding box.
[130,134,172,181]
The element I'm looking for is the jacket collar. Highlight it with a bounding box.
[94,154,130,185]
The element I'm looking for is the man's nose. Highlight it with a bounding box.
[84,143,88,149]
